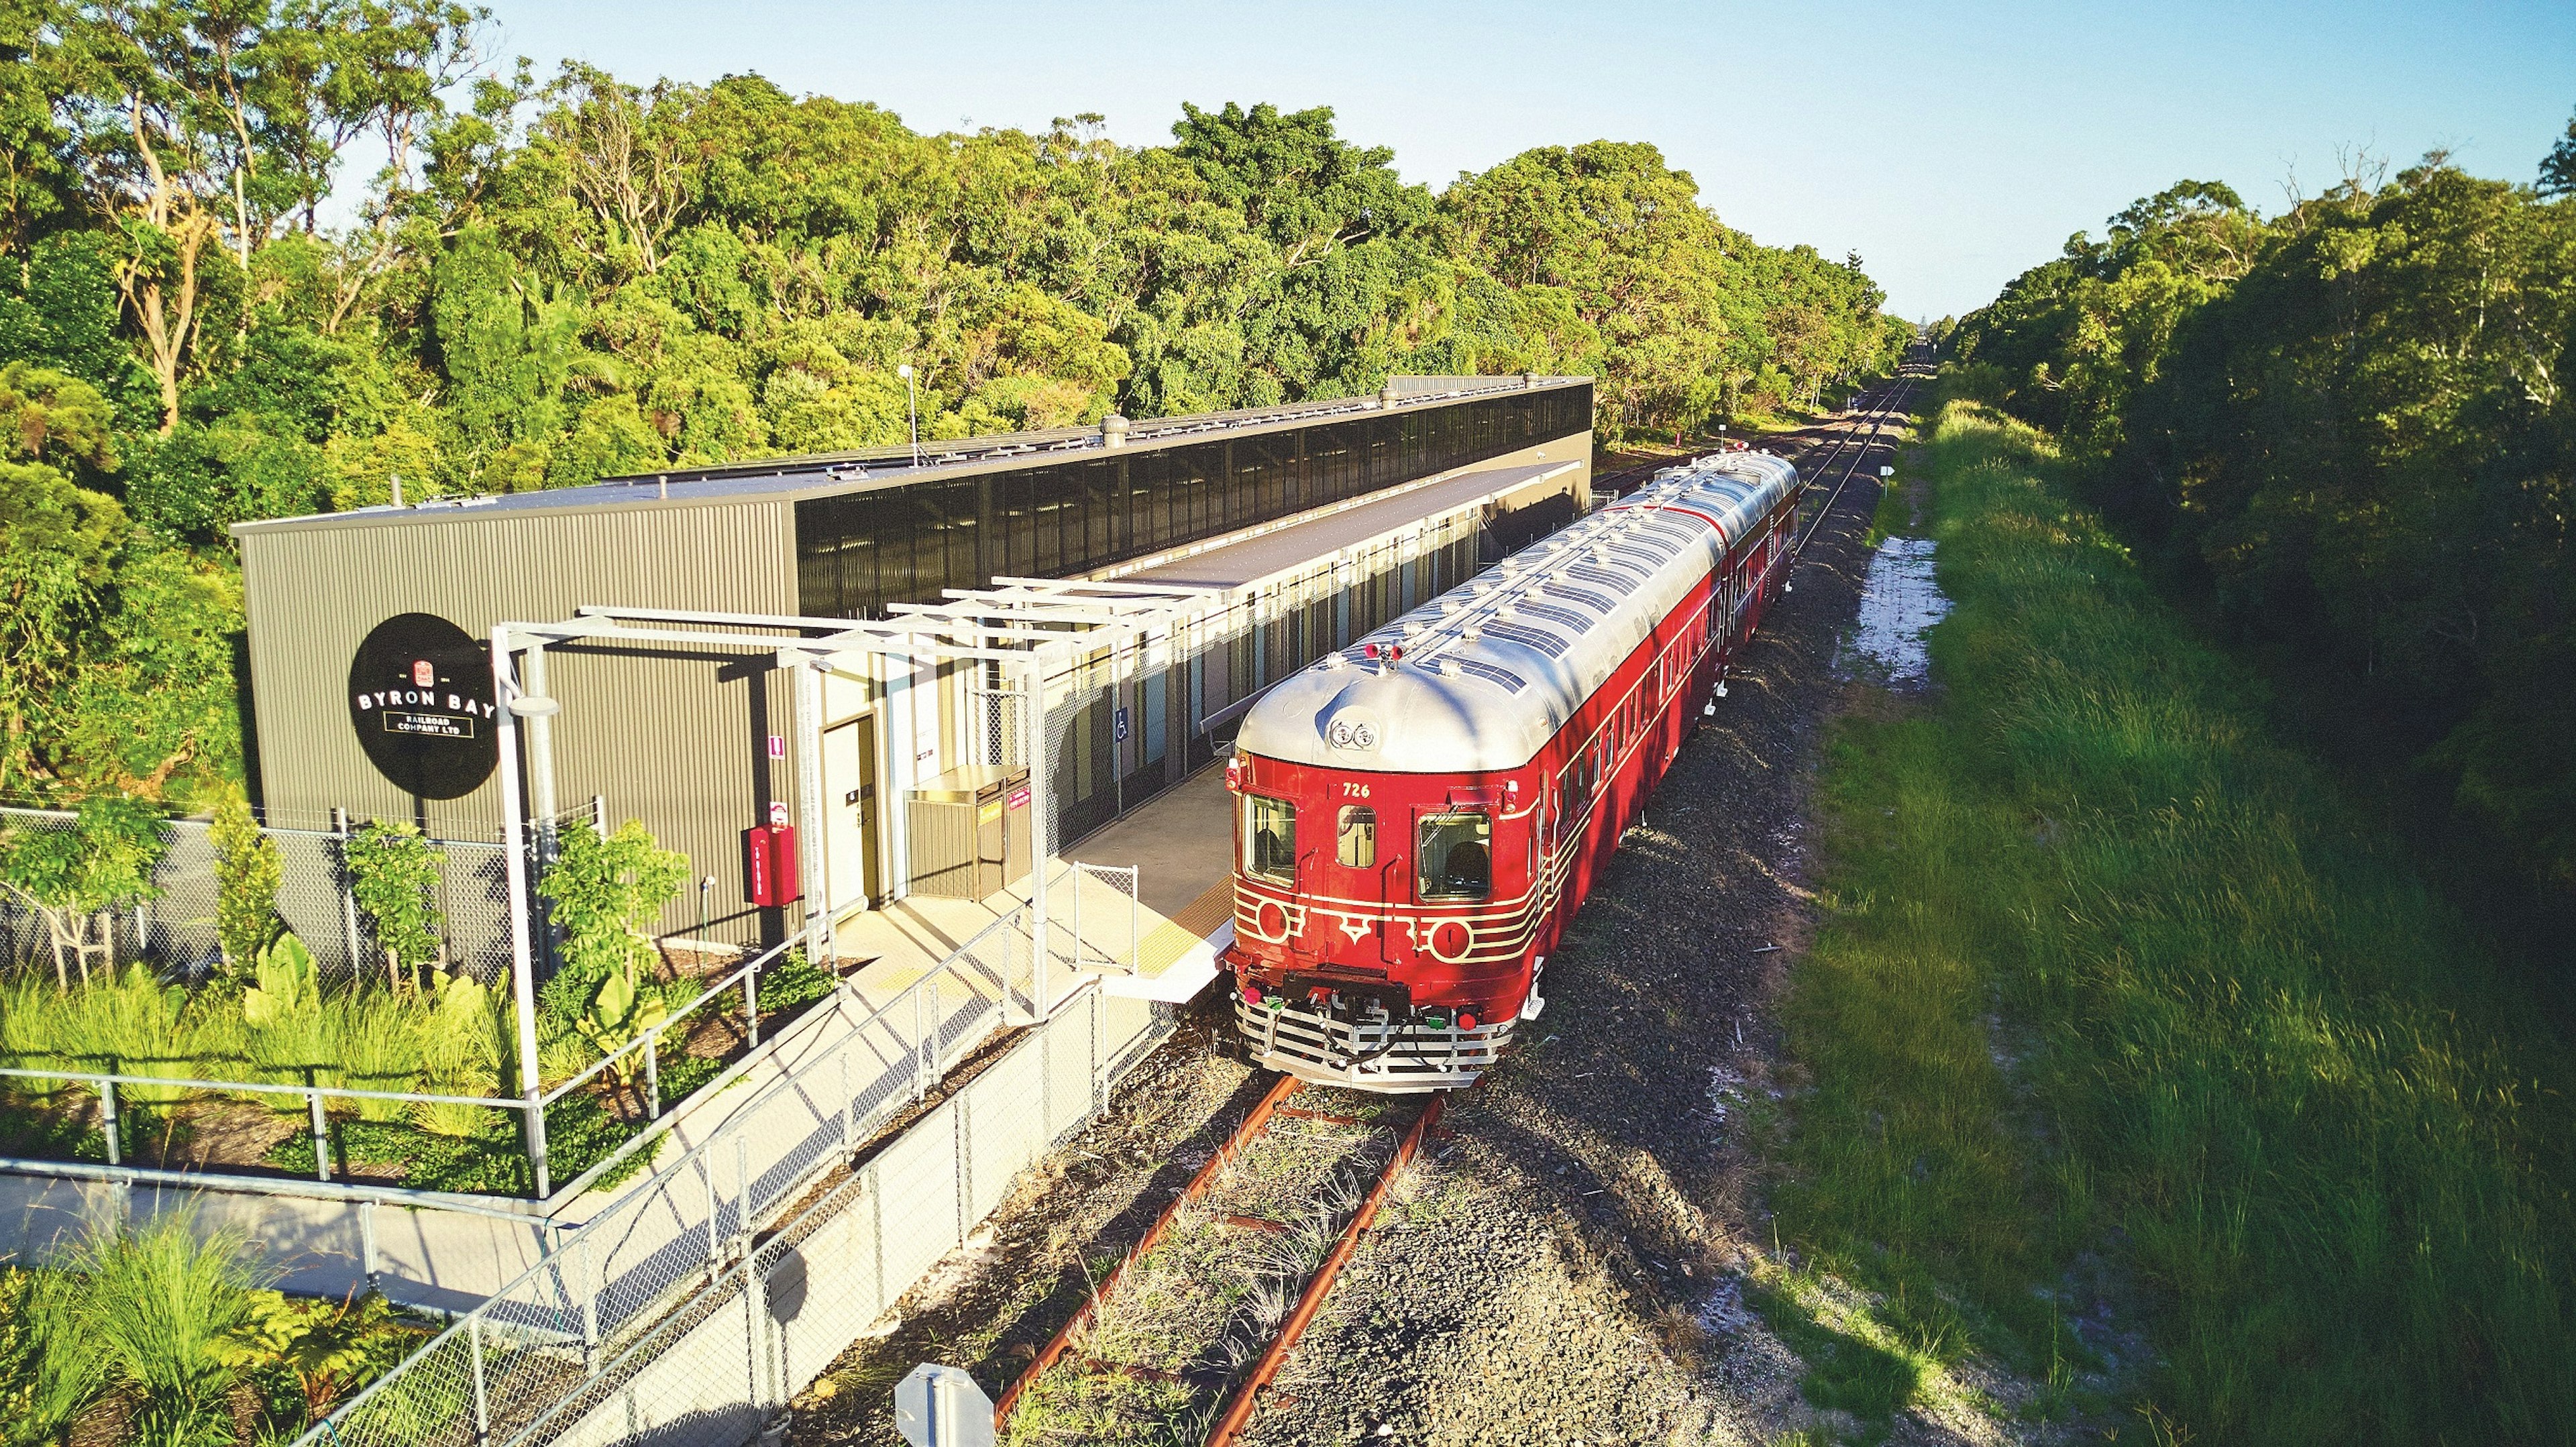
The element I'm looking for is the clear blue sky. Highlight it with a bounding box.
[473,0,2576,319]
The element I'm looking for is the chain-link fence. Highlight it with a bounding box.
[0,806,518,986]
[1062,862,1140,975]
[300,908,1169,1447]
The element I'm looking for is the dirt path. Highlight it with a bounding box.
[785,396,1933,1447]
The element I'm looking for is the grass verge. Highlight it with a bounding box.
[1770,398,2576,1442]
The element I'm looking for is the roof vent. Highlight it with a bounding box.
[1100,414,1130,449]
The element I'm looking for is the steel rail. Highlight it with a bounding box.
[991,1075,1442,1442]
[1788,356,1930,557]
[1203,1093,1446,1446]
[991,1071,1303,1424]
[1785,378,1909,549]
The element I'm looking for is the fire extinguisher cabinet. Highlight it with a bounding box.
[744,823,800,907]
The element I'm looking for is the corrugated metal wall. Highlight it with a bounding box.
[239,498,804,944]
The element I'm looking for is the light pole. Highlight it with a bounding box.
[490,629,553,1197]
[898,363,921,467]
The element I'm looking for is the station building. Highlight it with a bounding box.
[233,375,1595,949]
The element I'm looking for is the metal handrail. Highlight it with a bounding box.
[290,898,1061,1447]
[537,904,1036,1202]
[0,1064,519,1109]
[533,937,793,1111]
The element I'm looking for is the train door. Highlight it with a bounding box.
[1330,796,1399,964]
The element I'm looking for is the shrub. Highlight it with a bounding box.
[538,819,686,1085]
[239,932,320,1028]
[413,972,504,1136]
[210,791,281,973]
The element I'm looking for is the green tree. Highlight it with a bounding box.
[2540,105,2576,197]
[343,818,443,987]
[537,818,684,1081]
[0,794,168,985]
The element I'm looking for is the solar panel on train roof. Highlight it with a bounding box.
[1542,582,1615,614]
[1454,659,1529,693]
[1483,621,1571,657]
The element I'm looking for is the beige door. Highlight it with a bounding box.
[822,715,879,910]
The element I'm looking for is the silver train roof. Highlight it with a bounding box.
[1236,450,1799,775]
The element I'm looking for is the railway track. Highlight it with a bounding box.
[1788,360,1929,557]
[993,1075,1444,1445]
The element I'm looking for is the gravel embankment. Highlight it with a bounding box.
[787,404,1909,1447]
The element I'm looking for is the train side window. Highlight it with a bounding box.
[1241,794,1297,885]
[1417,812,1492,902]
[1336,806,1377,868]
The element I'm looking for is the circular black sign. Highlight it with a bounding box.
[347,613,498,800]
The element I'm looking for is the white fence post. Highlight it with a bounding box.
[867,1158,887,1316]
[578,1236,600,1373]
[306,1075,330,1182]
[912,983,929,1103]
[334,807,362,975]
[700,1155,721,1288]
[468,1314,492,1447]
[99,1079,120,1167]
[953,1087,970,1245]
[839,1047,856,1165]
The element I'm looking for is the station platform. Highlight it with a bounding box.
[828,764,1235,1011]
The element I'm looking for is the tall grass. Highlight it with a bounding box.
[1780,400,2576,1442]
[0,967,486,1128]
[32,1210,270,1447]
[0,969,242,1108]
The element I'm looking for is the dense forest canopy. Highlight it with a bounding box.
[1949,119,2576,900]
[0,0,1909,813]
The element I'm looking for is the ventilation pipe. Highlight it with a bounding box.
[1100,413,1130,449]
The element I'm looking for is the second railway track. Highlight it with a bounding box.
[994,1077,1444,1445]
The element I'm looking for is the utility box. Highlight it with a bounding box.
[745,822,800,907]
[906,765,1032,900]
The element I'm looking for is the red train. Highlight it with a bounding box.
[1220,451,1804,1089]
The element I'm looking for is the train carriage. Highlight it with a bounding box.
[1221,450,1805,1090]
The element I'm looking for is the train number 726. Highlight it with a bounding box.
[1341,782,1371,798]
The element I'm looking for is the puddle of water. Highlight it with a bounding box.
[1707,1064,1746,1124]
[1837,537,1951,686]
[1697,1272,1757,1334]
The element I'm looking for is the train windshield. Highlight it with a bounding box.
[1416,812,1492,902]
[1241,795,1297,884]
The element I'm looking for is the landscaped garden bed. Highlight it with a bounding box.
[0,806,840,1197]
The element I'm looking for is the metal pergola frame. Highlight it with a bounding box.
[483,580,1220,1195]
